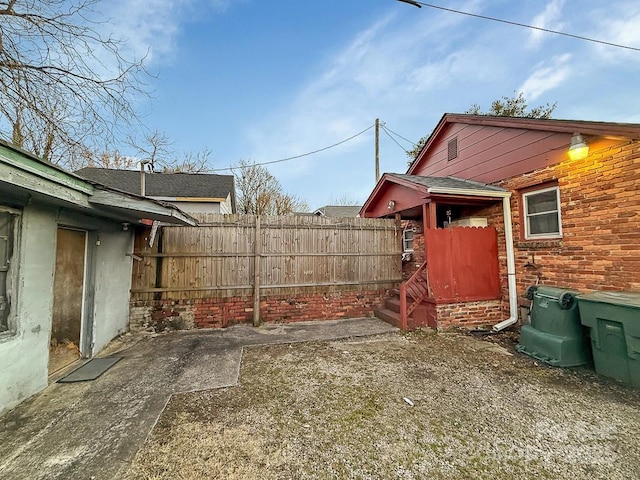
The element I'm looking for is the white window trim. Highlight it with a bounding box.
[523,186,562,240]
[402,229,414,252]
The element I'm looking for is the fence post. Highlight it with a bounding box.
[253,215,261,326]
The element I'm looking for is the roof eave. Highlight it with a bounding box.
[89,189,198,226]
[427,186,511,198]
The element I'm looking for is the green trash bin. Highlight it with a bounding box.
[577,291,640,388]
[516,286,591,367]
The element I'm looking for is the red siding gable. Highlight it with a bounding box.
[412,123,571,183]
[408,115,636,184]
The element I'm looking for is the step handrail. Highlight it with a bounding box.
[399,261,428,330]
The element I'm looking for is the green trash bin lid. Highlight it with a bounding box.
[577,291,640,309]
[534,286,579,310]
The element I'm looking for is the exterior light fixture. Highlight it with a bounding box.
[387,200,396,211]
[568,133,589,161]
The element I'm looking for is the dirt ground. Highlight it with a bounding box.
[126,330,640,480]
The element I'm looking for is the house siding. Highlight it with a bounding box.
[172,201,222,215]
[411,123,624,186]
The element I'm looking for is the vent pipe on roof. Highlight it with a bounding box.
[140,160,151,196]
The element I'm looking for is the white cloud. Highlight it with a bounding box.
[518,53,572,101]
[105,0,239,66]
[407,47,497,93]
[591,3,640,62]
[244,1,494,169]
[231,0,640,206]
[238,0,537,206]
[528,0,566,47]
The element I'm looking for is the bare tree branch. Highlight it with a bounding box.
[0,0,151,166]
[232,159,309,215]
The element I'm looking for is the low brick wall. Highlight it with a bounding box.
[434,300,504,331]
[130,289,388,332]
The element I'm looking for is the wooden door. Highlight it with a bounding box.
[50,228,87,375]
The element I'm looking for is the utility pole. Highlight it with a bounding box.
[375,118,380,182]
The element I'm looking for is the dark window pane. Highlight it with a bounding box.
[529,213,560,235]
[527,190,557,214]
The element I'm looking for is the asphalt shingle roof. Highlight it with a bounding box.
[314,205,362,217]
[389,174,508,193]
[75,168,235,199]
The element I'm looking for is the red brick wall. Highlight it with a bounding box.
[504,140,640,294]
[130,289,387,332]
[435,300,504,331]
[464,140,640,312]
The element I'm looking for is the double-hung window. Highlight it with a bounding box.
[402,229,414,252]
[522,186,562,240]
[0,207,20,333]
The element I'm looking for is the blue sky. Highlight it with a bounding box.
[107,0,640,209]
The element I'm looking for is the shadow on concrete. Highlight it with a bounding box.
[0,318,397,480]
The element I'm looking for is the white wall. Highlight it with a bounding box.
[91,230,134,354]
[173,201,221,215]
[0,204,56,414]
[220,194,233,214]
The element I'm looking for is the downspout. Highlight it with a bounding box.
[492,195,518,332]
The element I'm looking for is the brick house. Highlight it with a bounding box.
[361,114,640,331]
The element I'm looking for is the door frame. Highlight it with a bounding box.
[52,227,96,360]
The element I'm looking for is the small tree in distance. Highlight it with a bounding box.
[74,130,214,173]
[328,195,361,206]
[406,92,557,162]
[233,159,309,215]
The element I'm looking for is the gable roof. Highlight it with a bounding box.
[75,168,235,200]
[360,173,509,218]
[313,205,362,217]
[408,113,640,175]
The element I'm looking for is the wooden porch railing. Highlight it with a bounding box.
[399,261,429,329]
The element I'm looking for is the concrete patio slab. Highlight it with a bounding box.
[0,318,397,480]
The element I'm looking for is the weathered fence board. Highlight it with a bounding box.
[131,214,402,302]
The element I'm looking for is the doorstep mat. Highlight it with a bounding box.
[57,357,122,383]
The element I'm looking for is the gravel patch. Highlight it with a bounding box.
[126,330,640,479]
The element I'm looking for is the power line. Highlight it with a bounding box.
[210,123,376,172]
[402,1,640,52]
[381,124,418,147]
[381,125,410,154]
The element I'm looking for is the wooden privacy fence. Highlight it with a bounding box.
[131,214,402,305]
